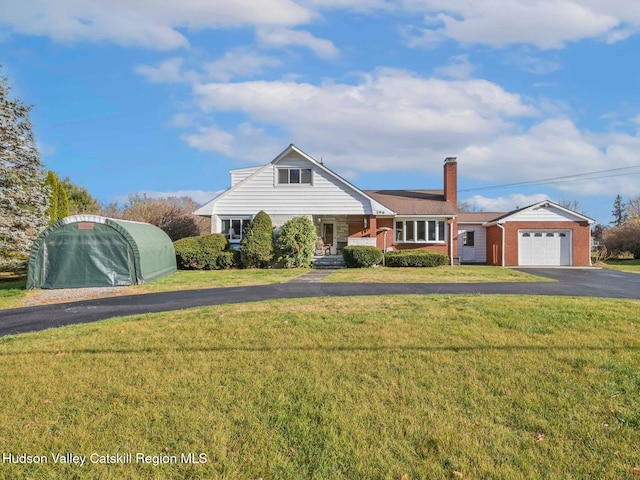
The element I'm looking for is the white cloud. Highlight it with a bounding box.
[181,68,640,197]
[435,54,474,79]
[404,0,628,49]
[135,57,195,83]
[182,122,281,164]
[135,49,282,85]
[186,68,539,176]
[256,27,339,58]
[0,0,313,49]
[505,50,561,75]
[463,193,551,212]
[182,125,237,156]
[203,49,283,81]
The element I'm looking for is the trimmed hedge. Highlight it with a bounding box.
[174,234,237,270]
[342,246,382,268]
[385,250,448,267]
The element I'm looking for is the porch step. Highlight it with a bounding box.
[312,255,346,269]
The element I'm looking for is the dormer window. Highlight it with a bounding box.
[278,167,312,185]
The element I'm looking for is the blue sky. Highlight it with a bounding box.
[2,0,640,225]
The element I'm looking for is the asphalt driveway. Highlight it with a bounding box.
[1,268,639,337]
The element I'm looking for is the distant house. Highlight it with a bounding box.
[194,144,595,266]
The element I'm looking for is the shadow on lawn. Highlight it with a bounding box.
[1,344,639,356]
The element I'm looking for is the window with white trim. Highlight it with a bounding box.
[395,219,446,243]
[277,168,312,184]
[221,218,251,242]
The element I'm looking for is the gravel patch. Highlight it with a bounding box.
[19,286,138,307]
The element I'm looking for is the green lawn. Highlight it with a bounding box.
[1,295,639,479]
[602,259,640,274]
[136,268,308,292]
[322,265,551,283]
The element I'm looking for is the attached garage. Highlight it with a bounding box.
[27,215,176,289]
[518,230,572,266]
[480,201,595,267]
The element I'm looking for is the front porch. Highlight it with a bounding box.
[311,214,385,255]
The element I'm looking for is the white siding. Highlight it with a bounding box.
[231,167,260,186]
[212,152,383,216]
[507,205,583,222]
[457,225,487,263]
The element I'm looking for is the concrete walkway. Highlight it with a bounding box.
[288,270,336,283]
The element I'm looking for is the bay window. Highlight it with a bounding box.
[395,219,447,243]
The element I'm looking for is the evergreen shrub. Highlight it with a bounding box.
[240,210,274,268]
[174,234,235,270]
[342,246,382,268]
[277,216,316,268]
[385,250,448,267]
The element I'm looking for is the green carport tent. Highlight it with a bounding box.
[27,215,176,289]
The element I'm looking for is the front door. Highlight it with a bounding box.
[462,230,476,263]
[322,223,335,254]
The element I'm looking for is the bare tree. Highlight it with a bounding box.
[104,195,210,241]
[458,201,484,213]
[626,194,640,221]
[558,199,584,214]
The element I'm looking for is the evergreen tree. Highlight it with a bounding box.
[61,176,100,215]
[44,170,59,224]
[240,210,274,268]
[43,170,70,224]
[611,194,627,227]
[0,68,49,271]
[56,180,69,219]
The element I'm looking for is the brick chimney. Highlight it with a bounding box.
[444,157,457,211]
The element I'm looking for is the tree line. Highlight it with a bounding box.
[600,194,640,260]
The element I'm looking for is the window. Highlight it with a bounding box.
[395,221,404,242]
[221,218,251,242]
[277,168,312,184]
[395,219,446,243]
[463,231,475,247]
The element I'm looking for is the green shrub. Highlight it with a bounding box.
[277,216,316,268]
[342,246,382,268]
[385,250,448,267]
[241,211,274,268]
[216,251,239,270]
[174,234,235,270]
[200,233,229,253]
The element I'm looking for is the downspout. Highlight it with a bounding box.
[450,220,454,266]
[497,223,506,267]
[589,224,593,266]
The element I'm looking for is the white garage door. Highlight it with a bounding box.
[519,231,572,266]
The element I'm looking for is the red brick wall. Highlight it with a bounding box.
[375,217,394,250]
[485,225,503,266]
[485,221,591,266]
